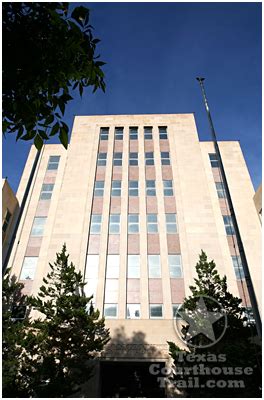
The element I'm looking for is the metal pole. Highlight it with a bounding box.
[196,77,262,340]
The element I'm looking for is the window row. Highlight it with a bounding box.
[99,126,168,141]
[86,254,183,279]
[19,254,245,282]
[2,209,12,234]
[97,152,171,166]
[94,180,174,197]
[90,213,177,234]
[47,155,60,170]
[104,303,182,319]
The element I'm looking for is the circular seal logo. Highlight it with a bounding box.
[173,295,227,349]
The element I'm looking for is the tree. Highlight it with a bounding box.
[25,244,110,397]
[3,2,106,150]
[168,251,261,398]
[2,268,29,397]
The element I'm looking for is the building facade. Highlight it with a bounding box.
[7,114,261,396]
[2,178,19,266]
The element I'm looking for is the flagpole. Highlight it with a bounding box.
[196,77,262,340]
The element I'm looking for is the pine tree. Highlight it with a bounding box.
[2,268,29,397]
[25,244,110,397]
[168,251,261,397]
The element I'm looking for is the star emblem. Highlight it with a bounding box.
[178,297,224,343]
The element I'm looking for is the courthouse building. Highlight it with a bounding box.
[6,114,261,396]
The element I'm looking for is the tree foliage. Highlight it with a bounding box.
[2,246,110,397]
[25,244,110,397]
[3,2,106,150]
[168,251,261,397]
[2,269,29,397]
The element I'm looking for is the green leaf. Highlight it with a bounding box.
[61,122,69,134]
[59,127,68,149]
[2,120,9,133]
[95,61,106,67]
[16,126,24,141]
[34,134,43,151]
[71,6,89,25]
[21,130,36,141]
[58,101,65,115]
[79,84,83,97]
[50,122,59,137]
[45,114,54,125]
[38,130,49,140]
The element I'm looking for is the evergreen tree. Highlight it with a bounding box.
[25,245,110,397]
[168,251,261,397]
[2,268,29,397]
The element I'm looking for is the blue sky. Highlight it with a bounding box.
[3,2,262,192]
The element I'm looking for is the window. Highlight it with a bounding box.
[145,152,154,166]
[144,126,152,140]
[97,152,107,166]
[244,307,255,324]
[94,181,104,197]
[30,217,46,236]
[100,127,109,140]
[104,304,118,318]
[11,305,27,321]
[90,214,102,234]
[168,255,182,278]
[231,256,245,279]
[209,153,219,168]
[111,180,121,197]
[113,152,122,166]
[47,155,60,170]
[85,255,99,279]
[129,152,138,166]
[166,214,177,233]
[106,255,119,278]
[215,182,226,198]
[109,214,120,234]
[105,279,119,302]
[147,214,158,233]
[40,183,54,200]
[127,255,140,278]
[159,126,167,139]
[20,257,38,280]
[85,255,99,301]
[163,180,173,196]
[146,180,156,196]
[128,214,139,233]
[150,304,163,318]
[223,215,235,235]
[172,304,182,319]
[161,152,170,165]
[127,304,140,319]
[84,279,98,301]
[115,127,123,140]
[129,127,138,140]
[129,181,138,196]
[148,255,161,278]
[2,209,12,233]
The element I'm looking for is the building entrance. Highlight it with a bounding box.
[100,361,166,397]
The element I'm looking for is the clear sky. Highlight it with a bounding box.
[3,2,262,192]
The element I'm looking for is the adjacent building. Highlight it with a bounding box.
[2,178,19,266]
[6,114,262,396]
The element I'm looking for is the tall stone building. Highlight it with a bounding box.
[7,114,261,396]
